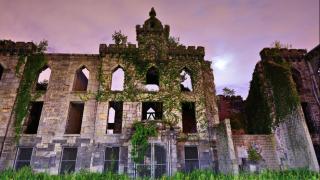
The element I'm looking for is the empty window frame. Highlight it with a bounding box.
[291,68,303,93]
[111,66,125,91]
[15,147,33,170]
[23,102,43,134]
[65,102,84,134]
[184,146,199,172]
[104,147,120,172]
[60,148,77,174]
[73,66,89,91]
[146,67,159,91]
[36,66,51,91]
[107,102,123,134]
[182,102,197,133]
[142,102,163,121]
[0,64,3,81]
[180,69,193,92]
[301,102,316,134]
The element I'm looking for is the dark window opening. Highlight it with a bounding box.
[23,102,43,134]
[146,67,159,85]
[35,66,51,91]
[182,102,197,133]
[60,148,77,174]
[142,102,163,120]
[180,69,193,92]
[65,102,84,134]
[301,102,316,134]
[314,144,320,166]
[184,146,199,172]
[0,64,3,81]
[107,102,123,134]
[104,147,120,172]
[73,67,89,91]
[111,66,125,91]
[291,68,303,93]
[15,147,33,170]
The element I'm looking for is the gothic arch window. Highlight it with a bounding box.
[111,66,125,91]
[180,68,193,92]
[291,68,303,93]
[36,66,51,91]
[0,64,3,81]
[73,66,89,91]
[146,66,159,91]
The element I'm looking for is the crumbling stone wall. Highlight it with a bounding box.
[0,8,224,176]
[232,134,279,170]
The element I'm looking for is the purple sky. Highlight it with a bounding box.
[0,0,319,97]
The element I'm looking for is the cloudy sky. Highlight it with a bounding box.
[0,0,319,97]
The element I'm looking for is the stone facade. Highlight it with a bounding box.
[0,8,229,177]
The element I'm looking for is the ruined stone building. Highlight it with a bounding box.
[0,8,319,177]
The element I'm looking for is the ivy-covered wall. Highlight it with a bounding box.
[245,49,300,134]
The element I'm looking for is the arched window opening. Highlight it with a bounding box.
[146,67,159,91]
[291,68,303,93]
[73,66,89,91]
[36,67,51,91]
[0,64,4,81]
[111,67,125,91]
[107,102,123,134]
[180,69,193,92]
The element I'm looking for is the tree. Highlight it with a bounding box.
[222,87,235,96]
[36,40,48,53]
[112,30,127,45]
[168,36,180,47]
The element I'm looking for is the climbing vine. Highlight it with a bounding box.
[14,53,47,140]
[130,121,157,163]
[245,49,300,134]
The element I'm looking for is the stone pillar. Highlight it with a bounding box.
[274,108,319,172]
[216,119,239,174]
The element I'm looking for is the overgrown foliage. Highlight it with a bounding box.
[248,146,262,162]
[222,87,235,96]
[245,70,273,134]
[130,121,157,164]
[263,56,300,124]
[245,49,300,134]
[112,30,128,45]
[1,167,319,180]
[14,40,48,140]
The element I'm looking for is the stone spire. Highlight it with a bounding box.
[149,7,156,18]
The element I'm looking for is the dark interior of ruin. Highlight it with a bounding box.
[104,147,120,172]
[142,102,163,120]
[291,68,303,93]
[184,146,199,172]
[301,102,316,134]
[146,67,159,85]
[72,67,88,91]
[182,102,197,133]
[107,101,123,134]
[24,102,43,134]
[15,148,33,170]
[65,102,84,134]
[60,148,77,174]
[0,64,3,80]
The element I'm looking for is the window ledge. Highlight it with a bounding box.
[63,134,81,137]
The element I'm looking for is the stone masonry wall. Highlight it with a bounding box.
[232,134,279,170]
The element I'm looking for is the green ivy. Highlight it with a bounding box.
[248,146,262,162]
[245,50,300,134]
[14,53,47,140]
[263,57,300,124]
[245,69,273,134]
[130,121,157,164]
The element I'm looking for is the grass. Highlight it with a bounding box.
[0,167,319,180]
